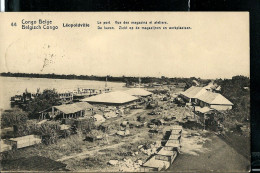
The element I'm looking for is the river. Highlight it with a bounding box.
[0,76,126,110]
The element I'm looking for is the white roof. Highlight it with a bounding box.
[198,91,233,105]
[181,86,207,99]
[54,102,93,114]
[124,88,152,97]
[81,91,138,104]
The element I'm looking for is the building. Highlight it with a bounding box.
[124,88,153,97]
[193,106,216,125]
[180,86,207,103]
[52,102,94,119]
[196,91,233,111]
[39,102,94,119]
[81,91,138,106]
[203,81,219,91]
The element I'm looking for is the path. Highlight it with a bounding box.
[56,132,143,162]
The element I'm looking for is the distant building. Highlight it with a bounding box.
[203,81,218,91]
[196,91,233,111]
[124,88,153,97]
[81,91,138,106]
[180,86,207,103]
[181,86,233,111]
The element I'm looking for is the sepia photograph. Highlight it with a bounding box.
[0,12,250,172]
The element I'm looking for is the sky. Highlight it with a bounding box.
[0,12,250,79]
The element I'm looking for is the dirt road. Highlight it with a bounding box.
[56,131,146,162]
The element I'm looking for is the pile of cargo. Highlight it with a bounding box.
[5,135,42,150]
[140,125,183,172]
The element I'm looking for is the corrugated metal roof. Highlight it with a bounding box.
[181,86,207,99]
[81,91,138,104]
[124,88,152,97]
[54,102,93,114]
[198,91,233,105]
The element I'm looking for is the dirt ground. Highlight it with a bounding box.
[168,130,250,173]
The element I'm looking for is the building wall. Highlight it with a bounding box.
[210,105,232,111]
[197,99,232,111]
[180,94,191,102]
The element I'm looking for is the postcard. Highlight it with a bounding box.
[0,12,250,172]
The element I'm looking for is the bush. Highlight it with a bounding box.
[13,120,62,145]
[26,89,60,119]
[1,108,29,128]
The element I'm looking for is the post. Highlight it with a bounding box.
[51,107,53,116]
[204,114,206,130]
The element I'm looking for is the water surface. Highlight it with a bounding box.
[0,77,126,110]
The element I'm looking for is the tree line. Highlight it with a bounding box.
[0,72,210,85]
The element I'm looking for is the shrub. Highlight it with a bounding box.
[1,108,29,128]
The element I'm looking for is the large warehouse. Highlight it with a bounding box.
[80,91,138,106]
[124,88,153,97]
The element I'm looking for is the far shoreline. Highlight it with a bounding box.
[0,75,125,84]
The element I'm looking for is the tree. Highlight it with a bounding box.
[216,75,250,123]
[26,89,60,118]
[1,108,29,128]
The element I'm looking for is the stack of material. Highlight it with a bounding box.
[141,125,183,172]
[165,139,181,148]
[141,156,170,171]
[168,134,181,140]
[165,126,183,149]
[6,135,41,149]
[170,125,183,135]
[155,147,178,164]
